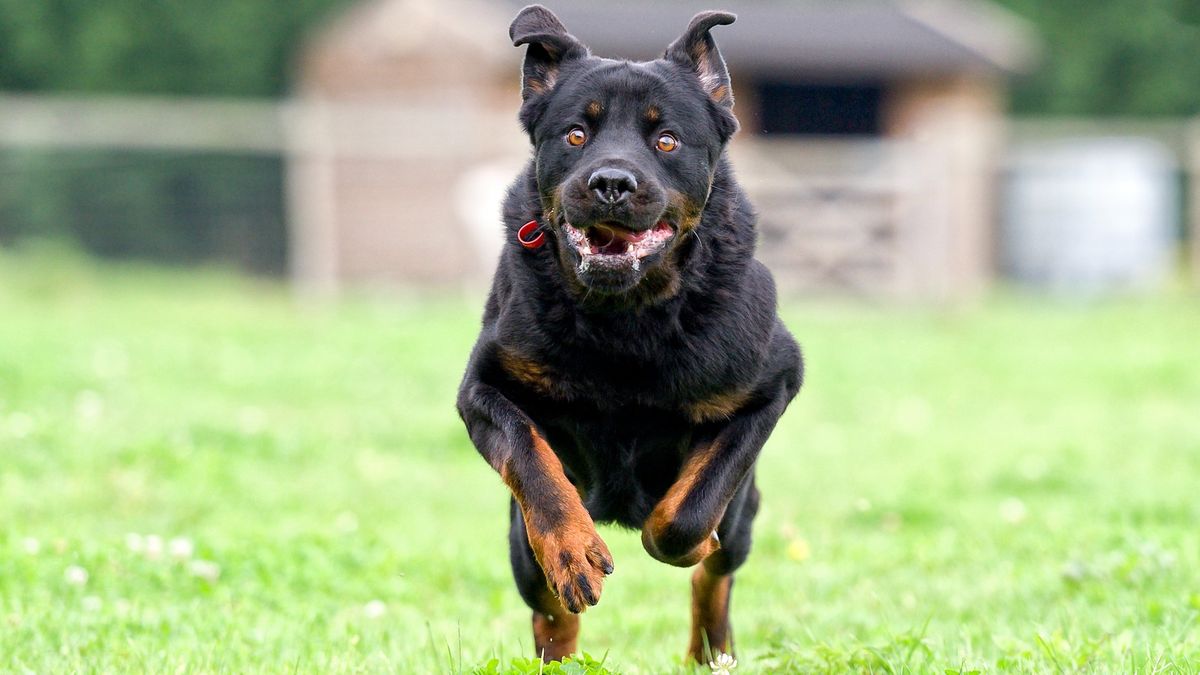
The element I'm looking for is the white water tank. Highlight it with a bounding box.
[1002,138,1177,294]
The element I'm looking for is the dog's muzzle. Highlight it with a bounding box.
[563,221,675,271]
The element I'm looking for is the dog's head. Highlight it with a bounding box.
[510,5,739,297]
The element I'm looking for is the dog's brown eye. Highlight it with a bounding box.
[566,127,588,147]
[656,133,679,153]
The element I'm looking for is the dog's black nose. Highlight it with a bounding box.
[588,168,637,204]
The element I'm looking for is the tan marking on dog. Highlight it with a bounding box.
[532,586,580,662]
[709,84,730,105]
[499,348,556,395]
[525,77,549,97]
[641,267,682,303]
[585,100,603,119]
[684,389,750,423]
[689,566,733,662]
[666,189,705,234]
[504,427,614,615]
[642,440,723,566]
[645,105,661,124]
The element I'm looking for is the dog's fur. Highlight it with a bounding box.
[456,5,802,663]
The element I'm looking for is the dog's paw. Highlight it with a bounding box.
[642,510,723,567]
[528,520,614,613]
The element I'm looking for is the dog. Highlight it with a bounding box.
[456,4,802,664]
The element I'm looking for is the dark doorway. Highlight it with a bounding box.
[756,82,884,136]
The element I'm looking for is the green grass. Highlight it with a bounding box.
[2,248,1199,673]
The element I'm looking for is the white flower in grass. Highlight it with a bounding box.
[999,497,1027,525]
[125,532,144,553]
[363,600,387,619]
[21,537,40,555]
[144,534,164,560]
[188,559,221,582]
[64,565,89,587]
[169,537,194,560]
[333,511,360,534]
[75,390,104,426]
[710,652,737,673]
[92,343,130,380]
[236,406,267,434]
[7,412,34,439]
[81,595,102,612]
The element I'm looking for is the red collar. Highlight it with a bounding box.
[517,219,546,249]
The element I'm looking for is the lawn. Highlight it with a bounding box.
[2,249,1199,673]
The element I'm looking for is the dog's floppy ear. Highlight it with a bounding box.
[664,11,736,108]
[510,5,588,101]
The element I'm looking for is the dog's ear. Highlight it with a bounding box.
[510,5,588,102]
[664,11,736,108]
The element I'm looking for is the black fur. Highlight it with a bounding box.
[457,4,802,662]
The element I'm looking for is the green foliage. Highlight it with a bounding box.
[994,0,1200,115]
[0,0,351,96]
[0,0,1197,115]
[1,252,1199,672]
[0,1,339,270]
[471,653,616,675]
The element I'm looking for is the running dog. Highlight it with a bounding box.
[457,4,803,663]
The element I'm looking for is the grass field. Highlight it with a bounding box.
[2,249,1199,673]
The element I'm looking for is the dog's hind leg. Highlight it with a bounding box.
[688,477,759,663]
[508,499,581,662]
[690,566,733,663]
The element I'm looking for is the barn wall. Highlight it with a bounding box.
[883,75,1005,299]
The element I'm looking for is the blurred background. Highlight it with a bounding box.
[1,0,1198,300]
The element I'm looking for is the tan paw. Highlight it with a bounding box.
[528,519,614,613]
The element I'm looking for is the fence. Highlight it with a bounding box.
[1,93,1198,294]
[733,138,937,297]
[0,93,526,288]
[0,95,289,273]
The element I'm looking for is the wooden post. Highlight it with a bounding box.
[283,99,341,300]
[1189,119,1200,289]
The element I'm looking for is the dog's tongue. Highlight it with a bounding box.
[596,223,666,243]
[594,224,642,244]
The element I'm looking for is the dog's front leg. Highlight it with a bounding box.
[458,381,614,615]
[642,379,793,568]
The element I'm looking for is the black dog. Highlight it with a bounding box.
[457,5,802,664]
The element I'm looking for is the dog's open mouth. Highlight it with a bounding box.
[563,221,674,265]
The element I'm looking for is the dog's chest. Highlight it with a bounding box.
[538,406,698,527]
[501,317,748,410]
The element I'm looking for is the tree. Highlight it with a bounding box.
[0,0,351,97]
[995,0,1200,116]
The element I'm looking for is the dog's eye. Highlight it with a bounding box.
[655,133,679,153]
[566,127,588,147]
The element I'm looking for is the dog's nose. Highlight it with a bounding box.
[588,168,638,204]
